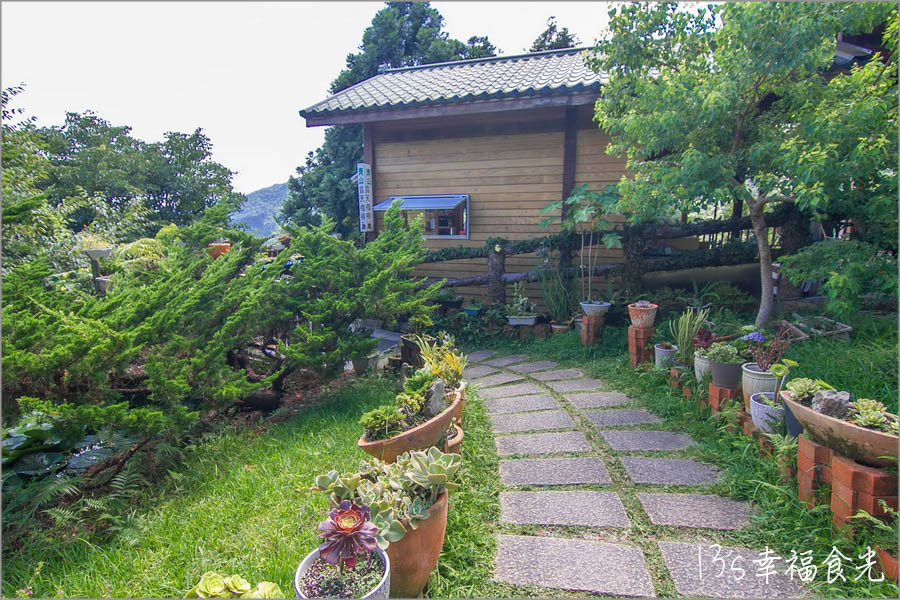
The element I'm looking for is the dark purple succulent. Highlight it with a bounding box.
[693,328,715,349]
[317,501,378,570]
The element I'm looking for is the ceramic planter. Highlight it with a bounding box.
[207,242,231,259]
[580,301,611,317]
[386,490,449,598]
[782,399,804,438]
[358,396,461,463]
[693,354,712,383]
[83,247,113,261]
[550,323,571,334]
[750,392,783,434]
[462,306,482,317]
[710,361,742,389]
[295,546,390,599]
[877,546,899,582]
[654,344,678,369]
[442,424,464,454]
[741,363,777,408]
[507,315,537,326]
[781,392,898,467]
[686,303,711,314]
[627,303,659,328]
[94,276,112,294]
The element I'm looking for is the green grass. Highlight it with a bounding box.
[0,376,502,598]
[462,310,898,598]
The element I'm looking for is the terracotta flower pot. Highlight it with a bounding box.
[781,392,898,467]
[442,425,464,454]
[207,242,231,258]
[877,546,899,582]
[386,490,449,598]
[627,303,658,328]
[358,397,461,464]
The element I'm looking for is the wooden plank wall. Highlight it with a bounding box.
[371,104,628,309]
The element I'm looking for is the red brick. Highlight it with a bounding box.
[708,383,740,413]
[582,315,604,346]
[534,323,549,339]
[798,436,833,465]
[831,494,857,528]
[682,386,692,400]
[518,325,534,342]
[798,474,814,503]
[832,478,857,507]
[856,490,898,516]
[743,417,757,438]
[820,465,832,485]
[832,455,899,496]
[797,453,817,479]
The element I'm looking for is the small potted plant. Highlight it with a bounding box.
[462,299,483,317]
[506,282,537,326]
[654,341,678,369]
[705,342,744,388]
[186,572,283,598]
[295,502,390,599]
[415,334,468,423]
[78,233,114,261]
[668,309,709,367]
[692,328,715,383]
[627,299,658,328]
[741,328,793,409]
[434,289,464,312]
[580,298,612,318]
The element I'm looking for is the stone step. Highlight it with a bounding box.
[478,382,545,399]
[621,457,721,486]
[638,492,750,530]
[462,365,498,380]
[600,430,695,451]
[484,394,558,415]
[500,457,611,486]
[565,391,631,409]
[495,431,591,456]
[585,409,662,428]
[491,410,575,434]
[472,372,525,388]
[466,349,497,362]
[494,534,655,597]
[483,354,530,367]
[507,360,559,373]
[530,368,585,381]
[500,490,630,527]
[546,378,606,393]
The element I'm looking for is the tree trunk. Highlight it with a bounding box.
[750,198,775,328]
[621,231,646,296]
[730,198,743,239]
[776,205,811,300]
[487,246,506,304]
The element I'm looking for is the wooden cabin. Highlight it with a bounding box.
[300,48,628,305]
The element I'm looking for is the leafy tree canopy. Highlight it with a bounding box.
[529,16,580,52]
[587,1,897,325]
[282,1,498,238]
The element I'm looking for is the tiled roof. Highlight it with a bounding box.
[301,48,605,117]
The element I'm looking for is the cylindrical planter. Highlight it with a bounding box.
[580,301,611,317]
[710,361,742,389]
[442,425,463,454]
[358,397,461,463]
[877,546,899,582]
[627,303,659,328]
[654,344,678,369]
[782,398,804,438]
[507,315,537,326]
[295,546,390,599]
[741,363,777,409]
[750,392,783,434]
[94,276,112,294]
[694,354,712,383]
[386,490,449,598]
[462,306,481,317]
[550,323,571,334]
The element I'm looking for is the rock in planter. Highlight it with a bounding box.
[810,390,851,419]
[295,546,391,599]
[421,380,447,419]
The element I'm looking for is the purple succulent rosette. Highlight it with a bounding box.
[317,500,378,569]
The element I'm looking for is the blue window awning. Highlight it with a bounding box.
[373,195,468,211]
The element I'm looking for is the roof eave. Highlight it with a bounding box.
[300,89,601,127]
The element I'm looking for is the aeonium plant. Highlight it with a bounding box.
[185,572,283,598]
[318,501,379,570]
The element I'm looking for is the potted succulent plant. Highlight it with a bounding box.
[627,300,658,328]
[358,368,460,463]
[186,572,283,598]
[506,282,537,326]
[654,341,678,369]
[705,342,744,389]
[741,328,793,409]
[315,447,461,598]
[692,328,715,383]
[414,334,467,424]
[295,502,391,599]
[434,289,464,310]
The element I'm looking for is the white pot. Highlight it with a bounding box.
[295,547,390,599]
[83,247,113,261]
[750,392,784,434]
[654,344,678,369]
[507,315,537,326]
[580,301,611,317]
[694,354,712,383]
[741,363,777,404]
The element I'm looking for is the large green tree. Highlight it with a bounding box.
[588,1,897,326]
[529,16,579,52]
[282,2,497,238]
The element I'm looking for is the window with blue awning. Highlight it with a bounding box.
[373,195,469,239]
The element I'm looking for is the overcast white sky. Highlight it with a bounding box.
[2,2,611,194]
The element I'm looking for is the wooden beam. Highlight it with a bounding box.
[301,92,600,127]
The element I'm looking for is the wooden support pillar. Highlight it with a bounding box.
[487,245,506,304]
[560,107,578,269]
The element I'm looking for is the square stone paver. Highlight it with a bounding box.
[463,365,498,380]
[495,431,591,456]
[484,394,558,415]
[585,409,661,427]
[479,382,544,399]
[601,430,696,451]
[508,360,558,373]
[472,372,525,388]
[483,354,530,367]
[566,392,631,408]
[546,378,606,393]
[500,491,630,527]
[638,493,750,530]
[500,458,611,486]
[494,535,655,597]
[491,410,574,434]
[658,541,805,598]
[467,349,496,362]
[621,457,720,485]
[530,368,585,381]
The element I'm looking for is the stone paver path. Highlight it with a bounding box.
[464,351,802,598]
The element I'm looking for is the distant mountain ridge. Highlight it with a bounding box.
[232,182,288,238]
